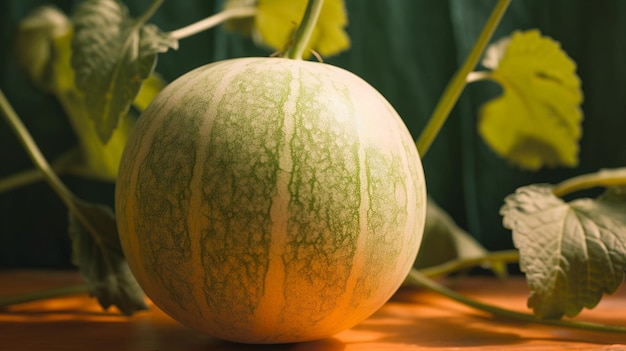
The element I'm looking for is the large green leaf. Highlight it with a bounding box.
[70,0,177,143]
[68,199,148,316]
[478,30,583,171]
[12,5,72,93]
[12,4,145,180]
[501,184,626,318]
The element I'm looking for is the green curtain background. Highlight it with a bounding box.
[1,0,625,268]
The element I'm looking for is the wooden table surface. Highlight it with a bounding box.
[1,270,625,350]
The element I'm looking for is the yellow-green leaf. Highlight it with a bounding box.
[13,7,135,180]
[13,5,72,93]
[225,0,349,58]
[70,0,176,143]
[478,29,583,170]
[133,73,166,111]
[52,29,134,180]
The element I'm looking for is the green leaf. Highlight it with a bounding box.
[132,73,165,111]
[68,199,148,316]
[13,5,135,180]
[501,184,626,318]
[54,29,134,180]
[478,29,583,170]
[70,0,177,143]
[12,5,72,92]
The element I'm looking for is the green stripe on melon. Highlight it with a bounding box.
[115,57,426,344]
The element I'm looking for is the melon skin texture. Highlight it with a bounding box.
[115,57,427,344]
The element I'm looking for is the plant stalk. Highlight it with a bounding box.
[0,161,116,196]
[0,168,46,195]
[0,90,78,212]
[406,269,626,334]
[466,71,491,83]
[170,7,258,40]
[0,284,89,308]
[284,0,325,59]
[418,250,519,278]
[416,0,511,156]
[0,90,102,242]
[136,0,164,26]
[553,167,626,197]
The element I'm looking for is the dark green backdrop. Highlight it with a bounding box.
[1,0,625,268]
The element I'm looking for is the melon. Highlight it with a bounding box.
[115,57,427,344]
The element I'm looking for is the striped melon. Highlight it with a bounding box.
[115,57,427,344]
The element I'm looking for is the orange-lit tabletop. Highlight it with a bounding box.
[1,270,625,350]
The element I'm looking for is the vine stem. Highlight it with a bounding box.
[0,162,116,195]
[136,0,164,26]
[0,90,104,244]
[121,0,166,55]
[0,168,47,195]
[466,71,491,83]
[416,0,511,156]
[169,7,258,40]
[0,90,77,213]
[283,0,324,60]
[418,249,519,278]
[552,167,626,197]
[0,284,89,308]
[406,269,626,334]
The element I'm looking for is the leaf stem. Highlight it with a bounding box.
[283,0,324,60]
[0,168,46,195]
[136,0,164,26]
[553,167,626,197]
[0,284,89,308]
[406,269,626,334]
[0,90,78,212]
[466,71,492,83]
[415,0,511,156]
[0,162,116,195]
[169,7,258,40]
[0,146,120,196]
[0,90,103,242]
[419,250,519,278]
